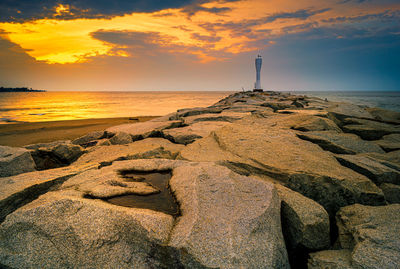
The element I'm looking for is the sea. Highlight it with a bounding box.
[0,90,399,124]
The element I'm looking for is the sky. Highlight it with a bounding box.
[0,0,399,91]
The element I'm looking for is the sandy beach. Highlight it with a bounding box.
[0,116,158,147]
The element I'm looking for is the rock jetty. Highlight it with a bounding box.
[0,91,399,268]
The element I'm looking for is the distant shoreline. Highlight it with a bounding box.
[0,87,46,92]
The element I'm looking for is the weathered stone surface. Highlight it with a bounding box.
[0,146,36,177]
[75,138,184,165]
[106,120,182,140]
[364,150,400,165]
[379,183,400,204]
[182,111,250,125]
[175,106,225,117]
[30,143,85,170]
[308,249,353,269]
[72,131,105,146]
[169,162,290,268]
[277,109,328,117]
[0,194,176,269]
[327,103,375,122]
[61,163,160,198]
[0,163,96,222]
[366,107,400,124]
[162,121,231,145]
[291,116,342,132]
[276,184,330,250]
[335,154,400,185]
[109,132,133,145]
[335,204,400,269]
[342,118,400,140]
[297,131,385,154]
[24,140,71,150]
[181,116,384,216]
[374,133,400,152]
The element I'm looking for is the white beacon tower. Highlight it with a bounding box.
[254,55,263,92]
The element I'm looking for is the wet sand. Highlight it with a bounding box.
[0,116,158,147]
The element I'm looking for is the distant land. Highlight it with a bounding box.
[0,87,46,92]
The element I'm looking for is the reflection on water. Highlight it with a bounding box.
[0,91,233,123]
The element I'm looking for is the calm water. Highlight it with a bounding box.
[293,91,400,112]
[1,90,399,124]
[0,91,232,123]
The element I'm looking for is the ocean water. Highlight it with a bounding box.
[0,90,399,124]
[293,91,400,112]
[0,91,233,124]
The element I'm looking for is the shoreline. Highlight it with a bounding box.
[0,116,158,147]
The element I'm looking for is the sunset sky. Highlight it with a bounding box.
[0,0,399,91]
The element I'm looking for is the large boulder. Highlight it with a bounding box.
[380,183,400,204]
[374,133,400,152]
[342,118,400,140]
[297,131,385,154]
[308,249,353,269]
[30,143,85,170]
[109,132,133,145]
[366,107,400,124]
[0,159,290,268]
[106,120,182,140]
[0,146,36,177]
[335,204,400,269]
[276,184,330,251]
[72,131,105,147]
[180,116,385,216]
[0,163,96,223]
[0,194,177,269]
[335,154,400,185]
[169,162,290,268]
[182,111,250,125]
[75,138,185,165]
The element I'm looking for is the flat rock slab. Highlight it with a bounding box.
[297,131,385,154]
[0,146,36,177]
[169,162,290,268]
[182,111,251,125]
[75,138,185,165]
[374,133,400,152]
[162,121,232,145]
[106,120,182,140]
[342,118,400,140]
[336,204,400,269]
[366,107,400,124]
[335,154,400,185]
[327,103,375,122]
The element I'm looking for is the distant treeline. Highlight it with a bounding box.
[0,87,46,92]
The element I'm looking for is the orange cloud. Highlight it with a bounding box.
[0,0,398,64]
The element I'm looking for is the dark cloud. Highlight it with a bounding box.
[0,0,196,22]
[199,8,330,38]
[322,10,400,23]
[190,33,221,42]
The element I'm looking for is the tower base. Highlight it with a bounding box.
[253,89,263,93]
